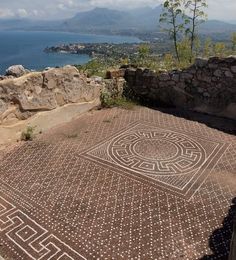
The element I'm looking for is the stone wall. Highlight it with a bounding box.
[0,65,103,125]
[121,57,236,120]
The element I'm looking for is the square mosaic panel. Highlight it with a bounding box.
[80,122,229,199]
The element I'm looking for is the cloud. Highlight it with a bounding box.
[58,4,65,10]
[0,0,235,21]
[85,0,161,10]
[207,0,236,21]
[32,9,39,16]
[17,8,28,17]
[57,0,78,10]
[0,8,14,18]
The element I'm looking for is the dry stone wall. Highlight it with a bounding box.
[122,57,236,120]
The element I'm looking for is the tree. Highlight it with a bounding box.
[203,37,213,58]
[163,53,175,70]
[159,0,185,62]
[177,37,192,65]
[135,43,151,67]
[232,32,236,53]
[138,44,151,60]
[214,42,226,58]
[184,0,208,62]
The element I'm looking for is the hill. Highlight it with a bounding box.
[61,6,162,33]
[0,6,236,37]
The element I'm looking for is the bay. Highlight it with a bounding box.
[0,31,140,75]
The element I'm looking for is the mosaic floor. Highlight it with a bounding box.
[0,107,235,260]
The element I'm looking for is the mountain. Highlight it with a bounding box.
[0,6,236,36]
[60,6,163,33]
[200,20,236,33]
[228,20,236,25]
[61,7,236,35]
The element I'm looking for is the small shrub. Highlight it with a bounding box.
[21,126,36,141]
[113,97,137,110]
[100,89,137,110]
[100,90,113,108]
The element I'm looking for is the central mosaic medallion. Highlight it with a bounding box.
[81,122,228,199]
[108,129,205,176]
[134,139,177,160]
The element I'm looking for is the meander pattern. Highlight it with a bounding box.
[0,107,235,259]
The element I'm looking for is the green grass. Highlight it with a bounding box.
[112,98,137,110]
[21,126,36,141]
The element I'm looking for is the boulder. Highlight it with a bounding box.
[5,65,28,77]
[42,65,101,103]
[0,65,103,124]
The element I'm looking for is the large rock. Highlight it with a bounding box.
[0,65,103,124]
[42,65,101,103]
[5,65,27,77]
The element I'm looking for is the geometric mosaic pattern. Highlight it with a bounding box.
[0,107,235,260]
[81,122,229,199]
[0,196,85,260]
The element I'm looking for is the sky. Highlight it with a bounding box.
[0,0,235,21]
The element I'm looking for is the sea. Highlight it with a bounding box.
[0,31,141,75]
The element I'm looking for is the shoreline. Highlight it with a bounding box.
[0,29,142,41]
[0,31,141,75]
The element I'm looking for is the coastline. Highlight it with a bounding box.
[0,31,141,75]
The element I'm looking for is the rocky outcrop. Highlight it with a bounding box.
[0,65,103,125]
[109,56,236,120]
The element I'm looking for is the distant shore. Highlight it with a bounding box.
[44,43,142,59]
[0,31,141,74]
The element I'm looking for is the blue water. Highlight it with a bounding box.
[0,31,140,75]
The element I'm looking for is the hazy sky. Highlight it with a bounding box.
[0,0,235,21]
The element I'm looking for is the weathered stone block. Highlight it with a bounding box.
[194,58,208,68]
[166,81,176,87]
[214,70,223,77]
[203,92,210,98]
[208,63,218,69]
[231,66,236,73]
[159,73,171,81]
[201,76,212,83]
[190,79,197,87]
[197,87,204,93]
[181,73,193,80]
[171,73,180,82]
[225,71,234,78]
[106,69,125,79]
[125,69,136,77]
